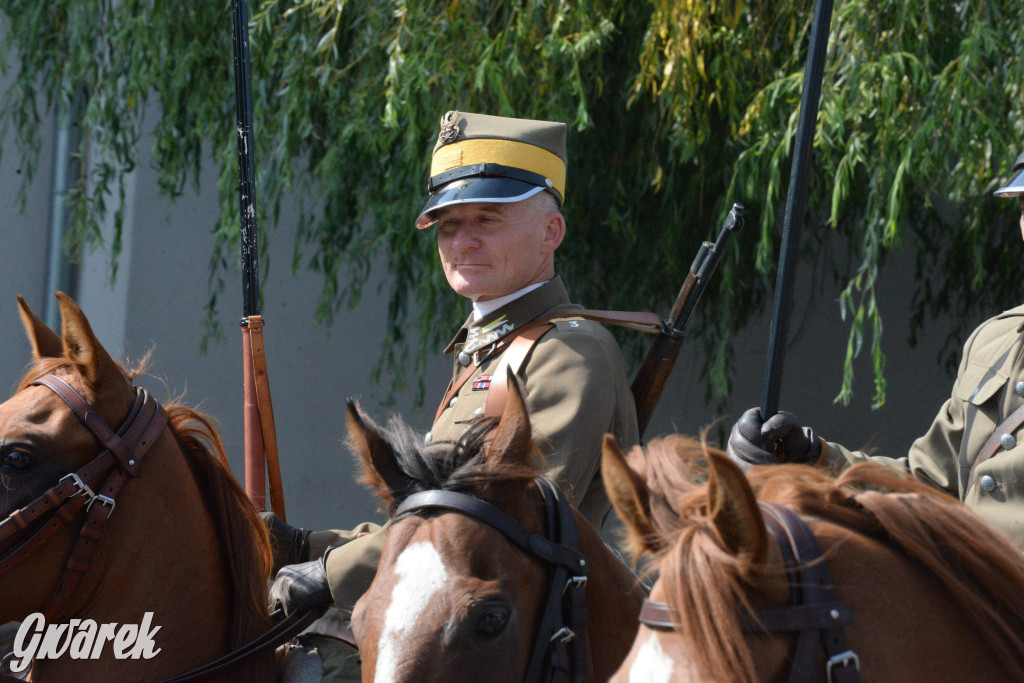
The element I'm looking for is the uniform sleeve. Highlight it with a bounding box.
[824,323,985,495]
[517,324,624,507]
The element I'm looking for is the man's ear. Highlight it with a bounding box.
[541,211,566,253]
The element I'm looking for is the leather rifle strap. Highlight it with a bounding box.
[247,315,286,519]
[967,401,1024,494]
[435,307,661,423]
[485,324,555,418]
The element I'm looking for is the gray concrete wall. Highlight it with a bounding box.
[1,67,994,537]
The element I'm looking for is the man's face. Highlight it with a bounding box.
[435,197,564,302]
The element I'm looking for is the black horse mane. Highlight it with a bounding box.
[368,412,539,499]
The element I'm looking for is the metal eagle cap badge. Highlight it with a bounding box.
[438,111,460,144]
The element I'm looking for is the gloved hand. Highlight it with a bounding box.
[727,407,822,467]
[269,553,334,618]
[260,511,311,575]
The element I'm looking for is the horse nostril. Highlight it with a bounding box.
[475,605,510,638]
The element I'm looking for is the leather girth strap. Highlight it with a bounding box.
[436,308,662,423]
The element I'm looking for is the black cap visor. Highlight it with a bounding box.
[994,169,1024,198]
[416,177,547,229]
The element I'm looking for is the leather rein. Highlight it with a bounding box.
[394,477,590,683]
[638,502,861,683]
[0,374,317,682]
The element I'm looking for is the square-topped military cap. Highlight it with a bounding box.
[416,111,567,229]
[994,151,1024,198]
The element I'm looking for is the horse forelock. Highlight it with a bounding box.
[381,415,539,503]
[646,439,1024,681]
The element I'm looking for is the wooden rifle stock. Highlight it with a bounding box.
[631,204,744,438]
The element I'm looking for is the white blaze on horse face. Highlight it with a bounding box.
[375,541,449,683]
[629,632,673,683]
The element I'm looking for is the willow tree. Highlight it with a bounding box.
[1,0,1022,406]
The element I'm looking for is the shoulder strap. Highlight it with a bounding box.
[967,401,1024,494]
[485,324,555,418]
[436,308,660,423]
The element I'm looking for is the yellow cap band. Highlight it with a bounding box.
[430,138,566,199]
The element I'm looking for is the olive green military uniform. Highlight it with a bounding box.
[825,305,1024,545]
[308,276,638,609]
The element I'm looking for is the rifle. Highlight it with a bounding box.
[231,0,286,518]
[632,203,744,438]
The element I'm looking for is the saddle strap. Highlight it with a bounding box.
[967,401,1024,495]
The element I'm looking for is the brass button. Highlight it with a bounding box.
[458,352,471,367]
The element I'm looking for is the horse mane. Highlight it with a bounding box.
[18,358,274,671]
[360,413,539,502]
[633,435,1024,682]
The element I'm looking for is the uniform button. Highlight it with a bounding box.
[1001,433,1017,450]
[1016,381,1024,397]
[449,396,458,407]
[980,475,997,492]
[424,432,433,444]
[458,352,471,367]
[473,407,483,415]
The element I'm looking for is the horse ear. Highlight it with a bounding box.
[17,295,64,360]
[602,434,661,554]
[706,450,768,563]
[485,369,533,468]
[55,291,121,387]
[346,400,415,516]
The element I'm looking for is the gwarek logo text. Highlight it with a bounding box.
[8,612,161,673]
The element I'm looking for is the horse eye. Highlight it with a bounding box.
[2,449,34,471]
[475,605,509,638]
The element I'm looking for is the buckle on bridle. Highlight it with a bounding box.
[549,627,575,644]
[826,650,860,683]
[86,494,116,519]
[61,472,96,501]
[563,575,587,594]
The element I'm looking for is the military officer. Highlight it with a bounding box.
[266,112,638,637]
[727,151,1024,546]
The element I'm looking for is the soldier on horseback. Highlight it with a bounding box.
[263,111,640,674]
[728,151,1024,546]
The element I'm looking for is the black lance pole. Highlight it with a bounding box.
[232,0,286,516]
[760,0,835,421]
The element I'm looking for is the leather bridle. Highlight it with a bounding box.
[0,373,320,682]
[0,374,168,619]
[638,502,862,683]
[394,477,590,683]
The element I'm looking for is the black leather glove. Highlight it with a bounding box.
[260,511,311,575]
[727,407,822,467]
[269,553,334,618]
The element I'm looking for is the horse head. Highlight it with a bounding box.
[0,293,274,681]
[350,373,643,682]
[603,433,1024,682]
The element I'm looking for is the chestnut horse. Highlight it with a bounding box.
[348,377,645,682]
[0,293,274,681]
[602,434,1024,682]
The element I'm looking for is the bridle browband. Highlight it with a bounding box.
[638,502,861,683]
[394,477,590,683]
[0,373,320,682]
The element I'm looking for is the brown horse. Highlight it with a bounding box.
[348,377,645,682]
[0,293,274,681]
[602,434,1024,682]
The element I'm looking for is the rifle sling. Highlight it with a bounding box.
[435,309,660,422]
